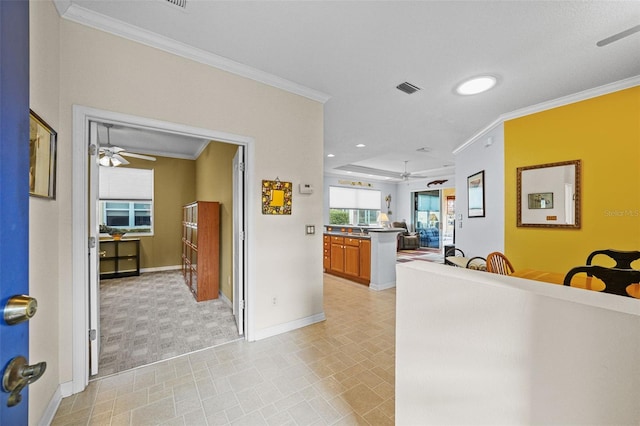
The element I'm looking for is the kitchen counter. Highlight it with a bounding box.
[323,225,403,290]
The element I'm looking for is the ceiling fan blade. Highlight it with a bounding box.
[597,24,640,47]
[112,154,130,165]
[121,152,157,161]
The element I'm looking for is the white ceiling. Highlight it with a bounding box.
[57,1,640,180]
[96,122,209,160]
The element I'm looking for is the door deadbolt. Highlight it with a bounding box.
[2,356,46,407]
[3,295,38,325]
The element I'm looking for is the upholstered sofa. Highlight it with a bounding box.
[419,227,439,248]
[393,221,420,250]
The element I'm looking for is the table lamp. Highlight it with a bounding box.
[377,212,390,228]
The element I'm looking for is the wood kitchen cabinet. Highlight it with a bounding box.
[324,234,370,285]
[359,239,371,281]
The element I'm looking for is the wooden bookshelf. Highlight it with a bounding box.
[182,201,220,301]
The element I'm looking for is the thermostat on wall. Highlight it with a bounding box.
[299,183,314,194]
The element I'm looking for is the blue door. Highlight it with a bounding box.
[0,0,31,423]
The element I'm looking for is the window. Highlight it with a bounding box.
[329,186,381,226]
[99,167,153,235]
[102,201,152,229]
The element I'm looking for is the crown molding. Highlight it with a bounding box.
[453,75,640,155]
[55,3,331,104]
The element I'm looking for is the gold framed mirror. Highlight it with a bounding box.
[517,159,581,228]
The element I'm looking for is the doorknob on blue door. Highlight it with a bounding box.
[2,356,46,407]
[3,295,37,325]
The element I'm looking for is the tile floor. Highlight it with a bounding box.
[52,274,396,425]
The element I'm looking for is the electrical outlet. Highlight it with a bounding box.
[272,297,277,305]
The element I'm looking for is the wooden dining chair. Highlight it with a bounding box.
[564,265,640,297]
[486,252,515,275]
[586,249,640,270]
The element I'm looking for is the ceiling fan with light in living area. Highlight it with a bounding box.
[398,160,429,181]
[98,123,157,167]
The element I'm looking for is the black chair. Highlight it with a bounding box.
[444,247,465,266]
[586,249,640,270]
[465,256,487,271]
[563,265,640,297]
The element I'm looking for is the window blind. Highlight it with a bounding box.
[329,186,380,209]
[99,167,153,200]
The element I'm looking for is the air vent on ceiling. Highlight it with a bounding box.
[396,82,421,94]
[165,0,187,9]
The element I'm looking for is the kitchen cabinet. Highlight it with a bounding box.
[324,234,370,285]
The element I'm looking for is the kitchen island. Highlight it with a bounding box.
[324,225,402,290]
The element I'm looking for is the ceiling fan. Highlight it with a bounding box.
[399,160,429,180]
[99,124,157,167]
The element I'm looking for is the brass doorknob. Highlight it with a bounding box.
[3,295,37,325]
[2,356,47,407]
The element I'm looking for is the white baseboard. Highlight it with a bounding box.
[370,280,396,291]
[252,312,326,341]
[218,291,232,307]
[140,265,181,273]
[37,382,73,426]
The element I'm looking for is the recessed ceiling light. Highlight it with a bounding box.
[455,75,497,95]
[356,144,366,148]
[327,154,335,158]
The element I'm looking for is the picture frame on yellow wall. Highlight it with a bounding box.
[517,159,581,228]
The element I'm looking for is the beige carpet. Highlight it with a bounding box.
[96,270,241,378]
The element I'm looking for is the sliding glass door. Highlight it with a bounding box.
[413,190,441,249]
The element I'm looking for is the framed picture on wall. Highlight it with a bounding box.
[467,170,485,218]
[29,110,57,199]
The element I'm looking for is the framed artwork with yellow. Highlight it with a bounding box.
[262,179,292,215]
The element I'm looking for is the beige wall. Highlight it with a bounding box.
[115,156,196,269]
[195,142,238,300]
[29,1,61,423]
[29,1,324,409]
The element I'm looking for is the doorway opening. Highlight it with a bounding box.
[412,188,456,251]
[90,124,244,378]
[71,106,253,392]
[413,190,441,250]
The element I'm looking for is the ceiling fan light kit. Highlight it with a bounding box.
[99,123,157,167]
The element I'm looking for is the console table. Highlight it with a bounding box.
[99,239,140,279]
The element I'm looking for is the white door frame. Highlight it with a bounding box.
[71,105,255,393]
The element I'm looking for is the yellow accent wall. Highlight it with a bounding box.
[195,142,238,301]
[117,156,196,269]
[505,86,640,272]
